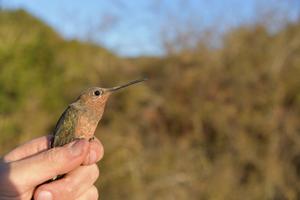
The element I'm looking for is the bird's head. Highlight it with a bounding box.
[77,78,147,110]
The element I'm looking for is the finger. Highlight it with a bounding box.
[34,164,99,200]
[83,137,104,165]
[75,186,99,200]
[8,139,89,190]
[3,135,52,162]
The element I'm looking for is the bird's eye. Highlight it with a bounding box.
[94,90,101,96]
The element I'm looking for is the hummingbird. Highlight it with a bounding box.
[51,78,146,148]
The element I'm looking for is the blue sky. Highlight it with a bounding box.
[2,0,299,56]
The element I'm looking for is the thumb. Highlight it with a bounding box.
[8,139,89,190]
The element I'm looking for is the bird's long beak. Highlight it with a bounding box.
[105,78,147,93]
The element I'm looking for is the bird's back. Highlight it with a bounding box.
[51,104,80,147]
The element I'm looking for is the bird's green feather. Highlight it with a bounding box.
[51,104,79,147]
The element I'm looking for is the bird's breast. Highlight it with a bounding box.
[75,114,100,139]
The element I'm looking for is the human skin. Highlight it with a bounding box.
[0,136,104,200]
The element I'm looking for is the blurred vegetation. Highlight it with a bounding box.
[0,9,300,200]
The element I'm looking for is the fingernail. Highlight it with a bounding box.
[37,191,53,200]
[68,139,86,157]
[89,150,97,164]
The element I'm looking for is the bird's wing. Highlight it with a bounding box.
[51,104,79,147]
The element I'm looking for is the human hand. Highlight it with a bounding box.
[0,136,104,200]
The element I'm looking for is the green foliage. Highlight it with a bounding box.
[0,9,300,200]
